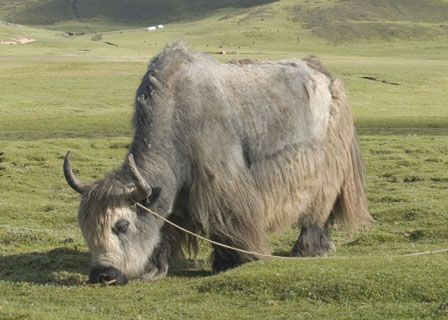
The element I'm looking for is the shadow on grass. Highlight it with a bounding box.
[0,248,215,285]
[168,258,213,278]
[355,118,448,136]
[168,269,213,278]
[0,247,90,286]
[271,249,293,257]
[2,118,447,141]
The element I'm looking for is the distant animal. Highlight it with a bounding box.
[146,26,156,31]
[64,41,371,285]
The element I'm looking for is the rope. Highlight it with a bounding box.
[137,203,298,260]
[395,249,448,257]
[136,203,448,260]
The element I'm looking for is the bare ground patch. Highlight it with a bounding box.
[0,37,36,45]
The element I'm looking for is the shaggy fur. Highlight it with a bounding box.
[72,41,371,281]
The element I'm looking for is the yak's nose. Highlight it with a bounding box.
[89,265,128,285]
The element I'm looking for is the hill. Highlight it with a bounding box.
[0,0,447,43]
[292,0,448,43]
[0,0,277,29]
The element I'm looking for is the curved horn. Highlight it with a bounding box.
[63,151,88,194]
[128,153,152,202]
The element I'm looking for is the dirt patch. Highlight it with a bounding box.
[0,37,36,45]
[15,37,36,44]
[0,41,16,45]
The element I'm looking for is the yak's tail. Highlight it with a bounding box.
[332,132,372,229]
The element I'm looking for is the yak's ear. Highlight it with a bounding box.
[147,187,161,205]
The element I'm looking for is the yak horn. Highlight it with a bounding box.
[63,151,88,194]
[128,153,152,202]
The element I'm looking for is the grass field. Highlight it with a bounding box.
[1,0,448,319]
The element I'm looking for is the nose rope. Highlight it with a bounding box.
[135,203,448,260]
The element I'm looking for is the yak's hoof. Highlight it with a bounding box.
[291,225,335,257]
[291,241,335,257]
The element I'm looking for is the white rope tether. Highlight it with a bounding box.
[136,203,448,260]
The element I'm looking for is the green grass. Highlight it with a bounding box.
[1,256,447,319]
[291,0,448,43]
[0,0,278,29]
[1,0,448,319]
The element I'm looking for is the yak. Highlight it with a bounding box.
[63,41,371,285]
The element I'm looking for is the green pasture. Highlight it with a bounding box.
[1,0,448,318]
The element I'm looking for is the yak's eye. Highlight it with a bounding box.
[113,219,129,234]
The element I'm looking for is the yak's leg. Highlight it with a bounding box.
[143,237,171,281]
[291,220,335,257]
[211,236,258,273]
[192,142,266,273]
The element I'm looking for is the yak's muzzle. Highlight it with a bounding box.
[89,265,129,285]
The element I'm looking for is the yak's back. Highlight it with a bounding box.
[144,42,335,160]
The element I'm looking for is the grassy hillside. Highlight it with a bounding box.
[293,0,448,43]
[0,0,277,29]
[1,0,448,318]
[1,0,447,39]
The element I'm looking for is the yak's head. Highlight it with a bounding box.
[63,151,163,285]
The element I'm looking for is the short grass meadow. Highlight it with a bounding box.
[1,0,448,318]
